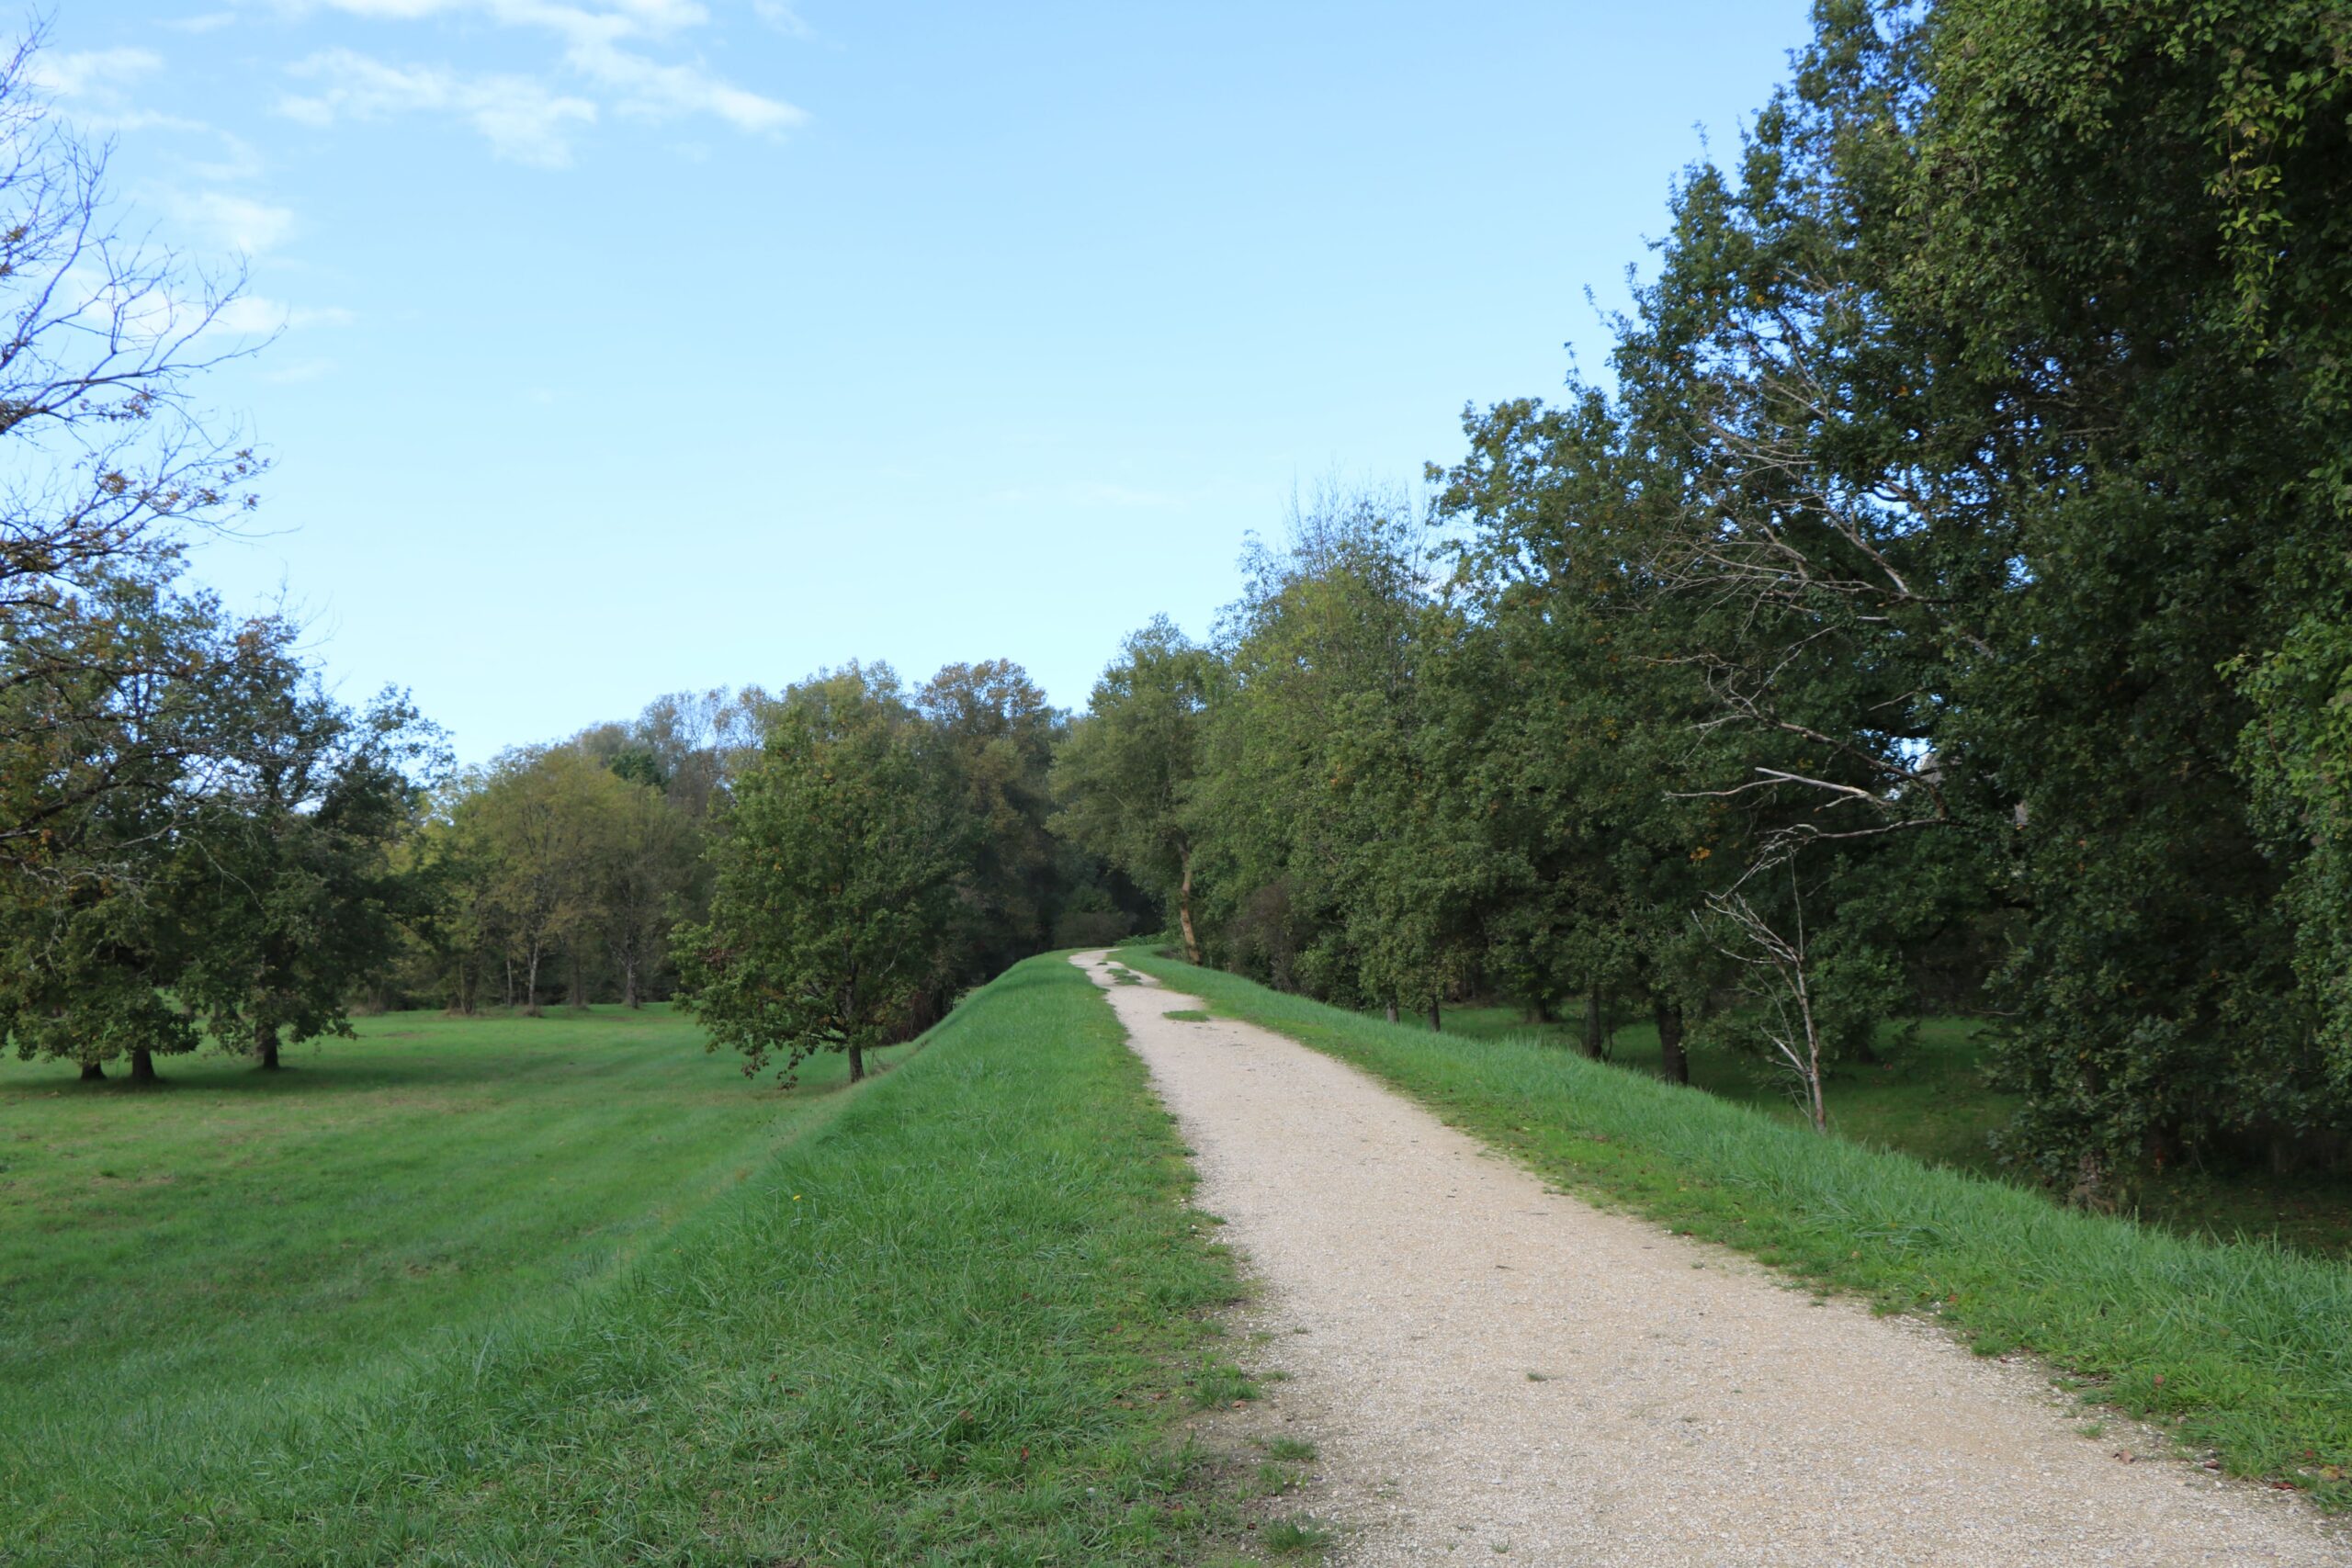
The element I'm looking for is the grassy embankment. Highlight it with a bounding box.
[2,957,1277,1565]
[1120,949,2352,1508]
[1419,1003,2352,1258]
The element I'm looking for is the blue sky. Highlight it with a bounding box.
[43,1,1813,759]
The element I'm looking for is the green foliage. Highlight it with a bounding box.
[1051,616,1221,962]
[179,681,439,1068]
[0,581,432,1079]
[2239,616,2352,1089]
[1193,490,1491,1015]
[918,659,1074,985]
[676,663,967,1081]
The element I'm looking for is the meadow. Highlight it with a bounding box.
[0,1006,890,1459]
[0,960,1273,1565]
[1121,949,2352,1508]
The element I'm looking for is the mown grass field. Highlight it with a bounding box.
[1396,1003,2352,1258]
[1121,950,2352,1509]
[0,1006,898,1458]
[1,959,1271,1565]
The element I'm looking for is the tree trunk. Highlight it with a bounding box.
[847,1043,865,1083]
[1581,987,1607,1060]
[1385,999,1398,1024]
[78,1061,106,1082]
[1656,1000,1688,1086]
[1426,998,1442,1032]
[1177,845,1203,965]
[568,955,586,1010]
[256,1034,280,1071]
[524,942,543,1015]
[130,1047,156,1085]
[622,953,639,1009]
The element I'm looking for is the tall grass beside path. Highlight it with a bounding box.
[7,956,1250,1565]
[1122,951,2352,1509]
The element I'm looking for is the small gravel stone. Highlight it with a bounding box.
[1077,953,2349,1567]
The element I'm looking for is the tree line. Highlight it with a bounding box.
[1053,0,2352,1201]
[388,663,1146,1047]
[0,36,1146,1087]
[7,5,2349,1208]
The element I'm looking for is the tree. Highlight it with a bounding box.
[458,749,618,1012]
[1434,391,1739,1077]
[1051,619,1220,964]
[177,665,437,1070]
[0,584,288,1081]
[675,664,964,1083]
[1192,489,1489,1022]
[591,767,697,1008]
[918,660,1065,989]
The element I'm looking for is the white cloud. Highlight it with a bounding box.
[282,48,598,165]
[273,0,803,153]
[166,189,299,254]
[752,1,813,39]
[28,48,164,100]
[575,42,801,132]
[163,11,241,31]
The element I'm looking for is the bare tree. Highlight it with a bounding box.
[1706,858,1830,1134]
[1650,280,1984,862]
[0,28,267,615]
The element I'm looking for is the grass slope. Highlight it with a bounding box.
[1122,951,2352,1508]
[5,957,1251,1565]
[1422,1003,2352,1258]
[0,1006,892,1459]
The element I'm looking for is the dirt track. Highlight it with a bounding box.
[1076,952,2346,1567]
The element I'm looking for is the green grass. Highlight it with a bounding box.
[1419,1004,2352,1257]
[0,1005,900,1456]
[1123,951,2352,1508]
[3,957,1258,1563]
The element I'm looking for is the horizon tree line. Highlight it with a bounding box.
[6,3,2348,1214]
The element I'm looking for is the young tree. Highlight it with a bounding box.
[675,664,965,1083]
[1051,619,1220,964]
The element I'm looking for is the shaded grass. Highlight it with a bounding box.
[5,957,1251,1563]
[1423,1004,2352,1258]
[1124,952,2352,1509]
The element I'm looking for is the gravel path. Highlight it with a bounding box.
[1075,953,2347,1567]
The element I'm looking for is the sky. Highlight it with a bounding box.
[40,0,1815,761]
